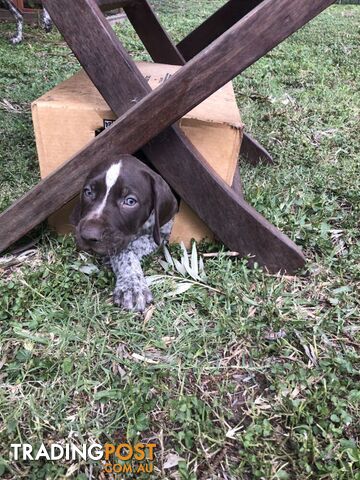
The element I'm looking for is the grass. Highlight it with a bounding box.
[0,2,359,479]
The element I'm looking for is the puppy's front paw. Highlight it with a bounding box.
[113,283,153,312]
[10,36,22,45]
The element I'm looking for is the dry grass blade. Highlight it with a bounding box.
[202,251,240,258]
[0,99,26,114]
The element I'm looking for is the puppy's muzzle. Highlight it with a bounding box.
[77,218,131,255]
[80,221,103,244]
[77,219,106,253]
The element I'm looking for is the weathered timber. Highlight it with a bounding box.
[178,0,264,60]
[123,0,243,192]
[124,0,185,65]
[174,0,273,164]
[43,0,315,271]
[0,0,335,269]
[122,0,266,182]
[241,132,274,165]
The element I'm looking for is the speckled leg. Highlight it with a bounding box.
[109,218,173,312]
[5,0,23,44]
[41,8,53,33]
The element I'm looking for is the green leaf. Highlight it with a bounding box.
[276,471,290,480]
[94,389,122,401]
[330,414,340,423]
[134,412,150,431]
[13,327,49,345]
[62,358,73,374]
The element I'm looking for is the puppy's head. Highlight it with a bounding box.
[70,155,178,255]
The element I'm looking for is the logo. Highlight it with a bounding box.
[10,442,156,475]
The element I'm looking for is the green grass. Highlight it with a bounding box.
[0,2,359,479]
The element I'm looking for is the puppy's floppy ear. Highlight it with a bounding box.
[69,199,82,226]
[148,172,178,245]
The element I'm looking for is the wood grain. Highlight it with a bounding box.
[123,0,243,192]
[124,0,185,65]
[174,0,274,166]
[126,0,270,172]
[0,0,335,269]
[42,0,315,272]
[177,0,264,61]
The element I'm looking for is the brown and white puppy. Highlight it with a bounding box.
[71,154,178,312]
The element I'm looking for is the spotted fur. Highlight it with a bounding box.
[1,0,52,44]
[110,215,173,312]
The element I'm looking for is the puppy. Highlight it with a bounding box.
[71,154,178,312]
[1,0,52,44]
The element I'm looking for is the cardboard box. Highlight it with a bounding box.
[31,62,243,246]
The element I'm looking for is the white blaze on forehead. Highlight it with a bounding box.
[92,161,122,217]
[105,162,122,191]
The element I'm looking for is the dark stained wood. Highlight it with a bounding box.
[174,0,273,166]
[231,164,243,197]
[241,132,273,165]
[96,0,134,10]
[123,0,272,170]
[124,0,243,195]
[0,120,304,273]
[0,0,336,270]
[177,0,264,61]
[41,0,311,272]
[124,0,185,65]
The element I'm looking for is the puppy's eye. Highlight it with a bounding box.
[124,196,137,207]
[83,186,95,199]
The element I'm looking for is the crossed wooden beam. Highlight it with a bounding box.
[0,0,335,273]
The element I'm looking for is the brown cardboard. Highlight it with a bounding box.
[31,61,243,247]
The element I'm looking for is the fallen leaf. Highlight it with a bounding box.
[131,353,158,364]
[163,452,184,469]
[143,305,156,325]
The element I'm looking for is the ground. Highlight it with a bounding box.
[0,2,359,479]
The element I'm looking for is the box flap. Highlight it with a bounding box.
[33,62,243,129]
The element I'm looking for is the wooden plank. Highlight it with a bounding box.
[0,120,303,273]
[41,0,308,273]
[124,0,244,194]
[0,0,335,270]
[40,0,334,159]
[231,164,243,197]
[124,0,185,65]
[241,132,273,165]
[174,0,273,165]
[178,0,264,61]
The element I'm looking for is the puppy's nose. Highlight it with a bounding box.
[80,225,103,243]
